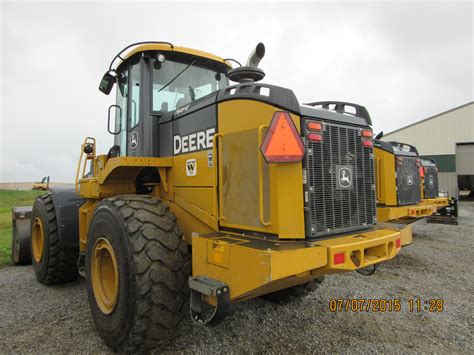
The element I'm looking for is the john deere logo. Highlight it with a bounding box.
[130,132,138,150]
[407,175,413,186]
[186,159,197,177]
[336,165,353,190]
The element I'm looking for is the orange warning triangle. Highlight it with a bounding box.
[261,112,305,163]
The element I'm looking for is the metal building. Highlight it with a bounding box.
[382,102,474,198]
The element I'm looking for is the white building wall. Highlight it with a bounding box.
[383,103,474,155]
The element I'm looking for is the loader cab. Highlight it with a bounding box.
[109,48,230,158]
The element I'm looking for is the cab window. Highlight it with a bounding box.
[152,57,228,112]
[129,62,140,128]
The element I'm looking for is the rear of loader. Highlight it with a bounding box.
[12,42,407,352]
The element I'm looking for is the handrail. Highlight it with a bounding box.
[212,133,224,220]
[375,157,382,201]
[75,137,96,194]
[257,125,271,226]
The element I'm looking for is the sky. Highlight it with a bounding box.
[1,1,472,182]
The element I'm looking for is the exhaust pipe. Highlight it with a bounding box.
[246,42,265,68]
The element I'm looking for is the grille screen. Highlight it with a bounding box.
[303,121,376,237]
[424,167,439,198]
[396,157,421,205]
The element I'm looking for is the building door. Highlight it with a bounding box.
[456,143,474,198]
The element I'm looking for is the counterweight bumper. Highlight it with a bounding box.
[191,228,401,303]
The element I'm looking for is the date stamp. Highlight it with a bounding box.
[328,298,444,312]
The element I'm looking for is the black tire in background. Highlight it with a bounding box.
[85,195,191,352]
[262,277,324,305]
[31,193,78,284]
[11,219,32,265]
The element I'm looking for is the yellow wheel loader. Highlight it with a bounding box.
[419,158,449,209]
[373,139,449,246]
[15,42,407,352]
[32,176,50,190]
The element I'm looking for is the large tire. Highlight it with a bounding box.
[11,218,32,265]
[31,193,78,284]
[85,195,191,352]
[262,277,324,305]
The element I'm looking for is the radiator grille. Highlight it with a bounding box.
[304,121,376,237]
[423,167,439,198]
[396,157,421,205]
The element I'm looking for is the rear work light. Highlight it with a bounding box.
[307,121,322,131]
[260,111,305,163]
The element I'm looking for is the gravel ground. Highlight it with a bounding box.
[1,203,473,353]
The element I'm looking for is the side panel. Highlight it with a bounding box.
[217,100,305,239]
[374,147,397,206]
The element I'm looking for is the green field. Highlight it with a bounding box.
[0,190,44,266]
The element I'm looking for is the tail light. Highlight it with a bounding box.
[362,140,373,148]
[420,166,425,178]
[260,111,305,163]
[308,133,322,142]
[307,121,323,131]
[396,239,401,248]
[415,158,421,166]
[362,129,373,138]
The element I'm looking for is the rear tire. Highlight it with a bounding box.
[85,195,191,352]
[262,277,324,304]
[31,193,78,284]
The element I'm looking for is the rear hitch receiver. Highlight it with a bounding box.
[189,276,231,326]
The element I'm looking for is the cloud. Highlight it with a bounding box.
[1,1,472,182]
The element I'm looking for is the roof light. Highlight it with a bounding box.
[362,130,373,138]
[362,140,373,148]
[334,252,345,265]
[308,133,322,142]
[307,121,322,131]
[260,111,305,163]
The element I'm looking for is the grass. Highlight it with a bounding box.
[0,190,44,266]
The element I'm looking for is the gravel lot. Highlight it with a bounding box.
[1,203,473,353]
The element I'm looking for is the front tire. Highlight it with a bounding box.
[85,195,191,352]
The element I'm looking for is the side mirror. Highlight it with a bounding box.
[375,131,384,140]
[107,105,122,135]
[99,71,116,95]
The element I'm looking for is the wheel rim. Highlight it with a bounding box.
[31,218,44,263]
[91,237,119,315]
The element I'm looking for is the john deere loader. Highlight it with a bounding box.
[15,42,407,352]
[420,158,449,209]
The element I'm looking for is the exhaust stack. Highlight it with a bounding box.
[227,43,266,83]
[246,42,265,68]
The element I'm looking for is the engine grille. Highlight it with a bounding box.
[396,157,421,205]
[303,121,376,238]
[423,167,439,198]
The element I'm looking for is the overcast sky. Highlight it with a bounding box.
[1,1,472,182]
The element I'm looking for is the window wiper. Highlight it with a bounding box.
[158,59,197,93]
